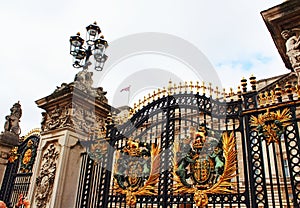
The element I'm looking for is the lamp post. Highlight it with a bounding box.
[69,22,108,71]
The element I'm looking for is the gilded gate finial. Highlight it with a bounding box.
[222,88,227,101]
[190,81,194,93]
[157,88,161,99]
[230,88,234,101]
[184,81,188,92]
[215,86,220,100]
[162,86,167,97]
[201,81,206,95]
[168,79,173,95]
[249,74,257,91]
[241,77,247,93]
[178,82,182,93]
[237,86,242,101]
[209,83,213,97]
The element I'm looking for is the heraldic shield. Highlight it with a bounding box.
[113,138,160,206]
[173,124,237,207]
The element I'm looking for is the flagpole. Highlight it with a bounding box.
[127,85,131,105]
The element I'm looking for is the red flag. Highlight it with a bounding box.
[120,85,131,92]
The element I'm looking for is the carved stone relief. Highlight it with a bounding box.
[35,144,59,208]
[41,103,105,134]
[41,104,71,131]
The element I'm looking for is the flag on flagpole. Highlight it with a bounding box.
[120,85,131,92]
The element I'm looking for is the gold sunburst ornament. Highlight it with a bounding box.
[113,141,160,206]
[173,127,237,207]
[250,108,291,145]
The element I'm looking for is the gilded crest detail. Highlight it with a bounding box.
[250,108,291,145]
[20,139,38,173]
[173,125,237,206]
[8,146,19,163]
[113,139,160,206]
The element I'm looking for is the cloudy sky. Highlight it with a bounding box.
[0,0,288,135]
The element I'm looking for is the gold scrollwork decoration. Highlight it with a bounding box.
[250,108,291,145]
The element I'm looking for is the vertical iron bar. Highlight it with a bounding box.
[287,106,300,206]
[271,142,283,207]
[265,142,276,205]
[278,135,291,208]
[239,115,250,208]
[101,125,117,208]
[244,113,269,208]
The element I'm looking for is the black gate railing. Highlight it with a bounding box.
[0,133,40,207]
[243,99,300,207]
[76,83,300,207]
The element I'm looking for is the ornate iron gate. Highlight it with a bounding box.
[243,88,300,208]
[77,82,300,207]
[0,130,40,207]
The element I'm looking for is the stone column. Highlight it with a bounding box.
[0,133,19,185]
[0,102,22,185]
[28,75,111,208]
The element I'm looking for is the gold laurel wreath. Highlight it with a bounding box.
[114,144,160,206]
[173,132,237,207]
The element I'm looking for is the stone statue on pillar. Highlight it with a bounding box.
[4,102,22,135]
[281,28,300,70]
[73,69,108,102]
[0,102,22,146]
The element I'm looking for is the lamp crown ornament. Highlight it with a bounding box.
[69,21,109,71]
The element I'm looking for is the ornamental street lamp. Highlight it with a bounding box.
[69,22,108,71]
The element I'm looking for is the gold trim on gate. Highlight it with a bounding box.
[20,128,41,142]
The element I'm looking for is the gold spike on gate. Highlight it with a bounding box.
[190,81,194,93]
[222,88,227,101]
[157,88,161,99]
[208,83,213,97]
[196,81,200,93]
[201,81,206,95]
[237,86,242,101]
[215,86,220,100]
[178,82,182,93]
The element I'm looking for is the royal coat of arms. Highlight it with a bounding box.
[114,139,160,206]
[173,124,237,207]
